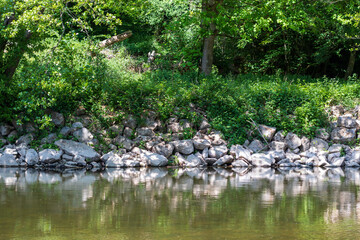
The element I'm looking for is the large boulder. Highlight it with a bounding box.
[105,153,140,168]
[250,153,275,167]
[0,153,18,167]
[208,145,228,159]
[184,154,204,167]
[229,145,251,160]
[55,139,100,161]
[331,128,356,143]
[192,138,211,150]
[248,140,264,153]
[136,127,154,137]
[311,138,329,151]
[172,140,194,155]
[16,133,34,146]
[25,149,39,165]
[140,150,168,167]
[285,132,301,150]
[73,128,93,143]
[259,125,277,141]
[39,149,63,163]
[337,116,357,128]
[113,136,134,151]
[232,159,249,167]
[213,155,234,166]
[153,142,174,158]
[50,111,65,126]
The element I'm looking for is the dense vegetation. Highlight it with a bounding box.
[0,0,359,143]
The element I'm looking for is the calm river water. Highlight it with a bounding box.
[1,167,360,240]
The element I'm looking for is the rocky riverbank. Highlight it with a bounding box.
[1,105,360,170]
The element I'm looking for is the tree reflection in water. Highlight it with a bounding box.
[0,167,360,239]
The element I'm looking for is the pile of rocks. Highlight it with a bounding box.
[1,106,360,169]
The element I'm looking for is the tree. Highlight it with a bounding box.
[0,0,121,82]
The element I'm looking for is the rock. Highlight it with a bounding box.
[51,111,65,126]
[205,158,217,166]
[285,132,301,150]
[285,152,301,162]
[316,128,330,140]
[229,145,252,160]
[71,122,83,132]
[59,126,71,137]
[123,127,134,138]
[0,123,13,136]
[55,139,100,161]
[4,147,17,155]
[345,161,360,167]
[311,138,329,151]
[328,152,341,162]
[300,136,310,152]
[167,122,182,133]
[193,138,211,150]
[213,155,234,166]
[41,133,57,144]
[259,125,276,141]
[39,149,63,163]
[16,133,34,146]
[232,159,249,167]
[25,149,39,165]
[136,127,154,137]
[109,125,123,135]
[269,141,287,151]
[328,157,345,167]
[248,140,264,153]
[199,119,211,130]
[123,115,137,129]
[62,154,73,161]
[274,131,285,142]
[105,153,140,168]
[328,144,344,153]
[331,105,344,117]
[268,150,286,161]
[7,130,17,139]
[202,147,209,159]
[250,153,275,167]
[331,128,356,143]
[184,154,203,167]
[113,136,134,151]
[208,145,228,159]
[153,142,174,158]
[140,150,168,167]
[0,154,18,167]
[73,155,86,163]
[145,119,161,131]
[337,116,357,128]
[73,128,93,143]
[172,140,194,155]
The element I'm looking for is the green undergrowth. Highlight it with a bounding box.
[2,40,360,145]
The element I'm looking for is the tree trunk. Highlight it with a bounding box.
[345,50,356,80]
[200,0,222,76]
[98,31,132,49]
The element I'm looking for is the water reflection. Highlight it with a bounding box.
[1,167,360,239]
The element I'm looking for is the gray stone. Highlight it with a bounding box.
[55,139,100,161]
[71,122,83,131]
[250,153,275,167]
[269,141,287,151]
[232,159,249,167]
[337,116,357,128]
[248,140,264,153]
[0,154,18,167]
[259,125,277,141]
[4,147,17,155]
[213,155,234,166]
[73,155,86,163]
[123,127,134,138]
[153,142,174,158]
[300,137,310,152]
[184,154,203,167]
[199,119,211,130]
[140,150,168,167]
[25,149,39,165]
[208,145,228,159]
[229,145,252,160]
[73,128,93,143]
[0,123,13,136]
[172,140,194,155]
[316,128,330,140]
[285,152,301,162]
[328,152,341,162]
[137,127,154,137]
[51,112,65,126]
[59,126,71,137]
[16,133,34,146]
[331,105,344,117]
[193,138,211,150]
[328,157,345,167]
[268,150,286,161]
[62,154,73,161]
[285,132,301,150]
[109,125,123,135]
[7,130,18,139]
[311,138,329,151]
[39,149,63,163]
[123,115,137,129]
[202,147,209,159]
[331,128,356,143]
[167,122,182,133]
[205,158,217,166]
[41,133,57,144]
[113,136,134,151]
[328,144,344,153]
[274,131,285,142]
